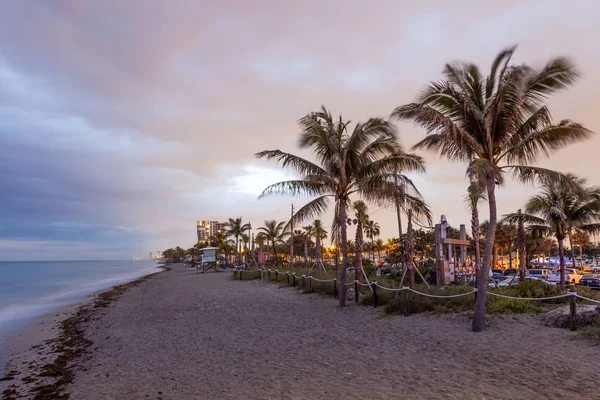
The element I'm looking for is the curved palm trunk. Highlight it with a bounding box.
[355,222,364,284]
[473,180,497,333]
[580,244,583,270]
[406,211,415,289]
[338,204,348,307]
[471,208,481,283]
[558,237,566,290]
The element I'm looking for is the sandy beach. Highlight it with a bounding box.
[3,263,600,399]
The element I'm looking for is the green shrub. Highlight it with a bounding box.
[580,317,600,342]
[383,284,475,314]
[487,298,544,314]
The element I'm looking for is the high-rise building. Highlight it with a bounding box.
[197,220,226,243]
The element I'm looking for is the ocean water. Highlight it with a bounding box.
[0,260,161,343]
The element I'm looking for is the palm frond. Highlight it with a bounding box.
[255,150,325,176]
[258,180,328,199]
[503,120,593,164]
[288,195,331,228]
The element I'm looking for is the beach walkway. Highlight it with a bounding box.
[68,264,600,400]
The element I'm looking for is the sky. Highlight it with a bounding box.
[1,0,599,260]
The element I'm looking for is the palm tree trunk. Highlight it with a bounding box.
[304,241,308,264]
[407,211,415,289]
[559,237,566,290]
[338,203,348,307]
[517,211,526,281]
[473,179,497,333]
[316,237,322,265]
[508,244,512,269]
[273,242,279,268]
[580,244,583,269]
[472,209,481,283]
[355,223,363,284]
[569,232,576,268]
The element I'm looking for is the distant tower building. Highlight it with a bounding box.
[197,220,226,243]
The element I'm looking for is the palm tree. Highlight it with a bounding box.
[312,219,328,268]
[505,176,600,289]
[256,106,424,307]
[347,200,369,283]
[405,201,433,288]
[225,217,251,263]
[257,220,288,267]
[364,220,380,262]
[301,225,315,264]
[393,47,592,331]
[255,232,266,252]
[572,230,590,268]
[464,183,486,280]
[375,239,385,262]
[500,210,529,279]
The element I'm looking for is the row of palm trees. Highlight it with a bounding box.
[256,45,597,332]
[211,215,387,268]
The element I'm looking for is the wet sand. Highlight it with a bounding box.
[3,263,600,399]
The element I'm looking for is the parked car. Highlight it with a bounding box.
[528,268,551,280]
[579,274,600,288]
[547,268,583,285]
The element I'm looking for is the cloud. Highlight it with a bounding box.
[0,0,599,259]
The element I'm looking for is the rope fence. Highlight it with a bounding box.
[232,268,600,327]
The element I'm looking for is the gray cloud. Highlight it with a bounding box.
[1,0,599,259]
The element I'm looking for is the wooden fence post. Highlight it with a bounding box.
[309,276,313,293]
[333,278,337,298]
[275,270,278,282]
[372,281,378,308]
[287,273,290,285]
[240,270,243,281]
[292,274,296,287]
[268,270,271,281]
[354,280,359,303]
[302,275,305,289]
[570,291,577,331]
[403,290,409,316]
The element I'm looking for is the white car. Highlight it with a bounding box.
[547,268,583,285]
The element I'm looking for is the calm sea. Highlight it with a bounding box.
[0,260,161,343]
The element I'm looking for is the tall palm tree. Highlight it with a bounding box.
[225,217,251,263]
[364,220,380,261]
[572,230,590,268]
[393,47,592,331]
[257,220,288,267]
[303,225,315,264]
[312,219,328,268]
[505,176,600,289]
[500,210,528,279]
[405,201,433,288]
[255,232,266,253]
[256,106,424,306]
[464,183,486,280]
[375,239,385,262]
[347,200,369,283]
